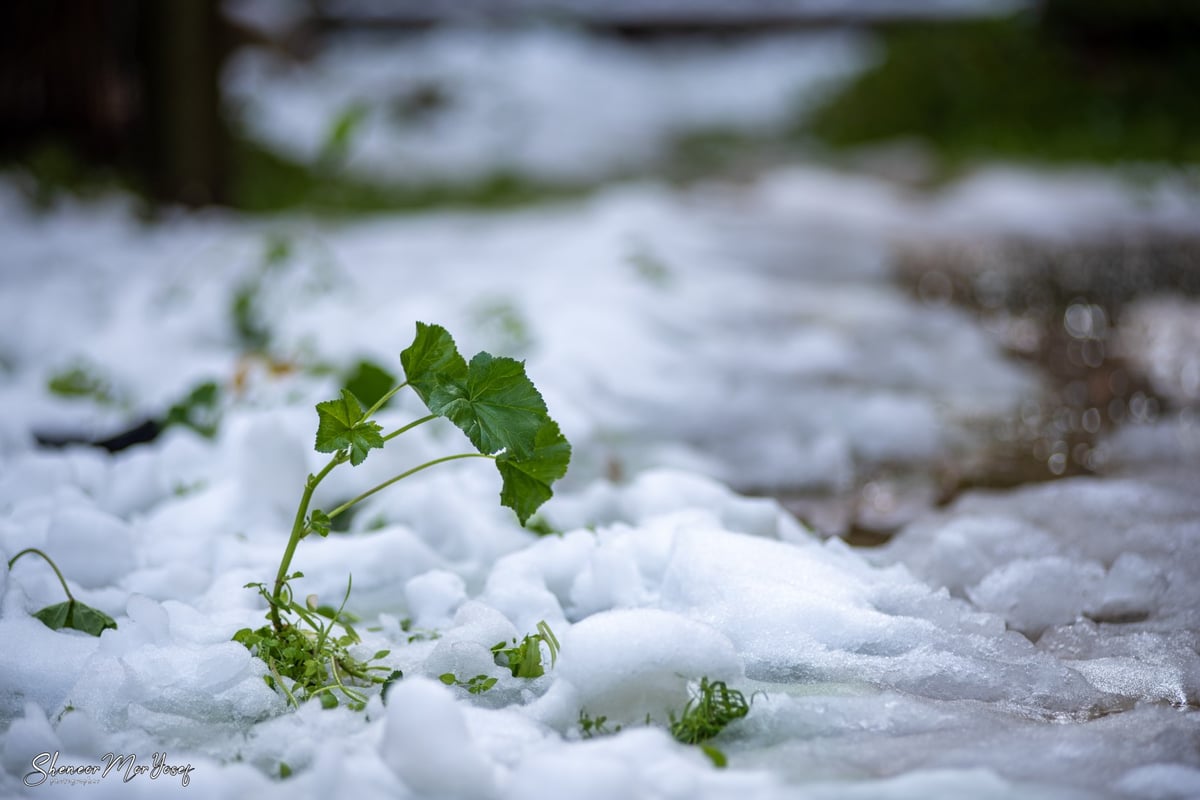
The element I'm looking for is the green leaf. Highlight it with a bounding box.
[430,353,547,460]
[314,389,384,466]
[163,381,221,438]
[439,673,457,685]
[381,670,404,702]
[309,509,331,537]
[33,599,117,636]
[496,420,571,525]
[700,745,728,769]
[399,322,467,405]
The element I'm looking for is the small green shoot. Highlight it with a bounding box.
[318,102,370,167]
[399,617,440,643]
[7,548,117,636]
[491,621,560,679]
[699,745,728,768]
[47,363,121,406]
[163,380,222,438]
[578,710,621,739]
[669,678,749,747]
[234,576,398,709]
[237,323,570,708]
[439,673,498,695]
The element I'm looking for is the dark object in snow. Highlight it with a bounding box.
[35,418,162,453]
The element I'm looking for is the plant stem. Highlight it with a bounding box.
[326,453,495,521]
[363,381,408,420]
[383,413,436,443]
[7,548,74,602]
[271,452,344,631]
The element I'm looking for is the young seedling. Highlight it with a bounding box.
[578,709,621,739]
[6,548,117,636]
[491,620,560,679]
[235,322,570,708]
[438,673,498,695]
[669,677,750,767]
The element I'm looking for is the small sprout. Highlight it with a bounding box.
[47,363,120,405]
[162,380,221,438]
[578,710,621,739]
[700,745,728,769]
[399,618,440,643]
[279,762,293,779]
[439,673,498,695]
[669,678,750,746]
[492,621,559,679]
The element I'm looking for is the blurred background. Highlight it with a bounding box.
[2,0,1197,210]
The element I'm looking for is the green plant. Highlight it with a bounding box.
[7,548,117,636]
[47,363,122,406]
[491,621,560,679]
[438,673,498,695]
[235,322,570,707]
[163,380,222,438]
[578,709,621,739]
[669,677,750,768]
[234,577,400,709]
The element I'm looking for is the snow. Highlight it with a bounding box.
[225,27,870,183]
[3,82,1200,800]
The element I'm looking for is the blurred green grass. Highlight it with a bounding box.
[804,11,1200,165]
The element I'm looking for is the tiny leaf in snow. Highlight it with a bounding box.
[33,599,117,636]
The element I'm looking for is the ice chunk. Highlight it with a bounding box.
[553,608,740,726]
[1094,553,1166,622]
[966,556,1105,637]
[379,677,497,799]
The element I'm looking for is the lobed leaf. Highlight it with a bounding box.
[400,321,571,527]
[430,353,547,460]
[399,322,467,405]
[315,389,384,466]
[496,419,571,525]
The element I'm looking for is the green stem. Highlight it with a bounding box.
[271,452,344,631]
[7,548,74,603]
[326,453,495,521]
[363,381,408,420]
[383,413,436,443]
